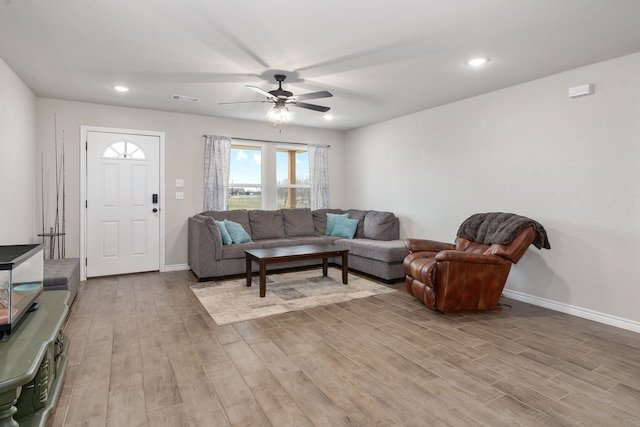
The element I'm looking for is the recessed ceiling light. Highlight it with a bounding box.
[466,57,489,67]
[323,114,334,120]
[113,85,130,92]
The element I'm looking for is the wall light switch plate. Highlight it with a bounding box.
[175,191,184,200]
[175,178,184,187]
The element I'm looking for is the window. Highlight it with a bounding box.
[228,145,262,210]
[102,141,146,159]
[276,148,310,208]
[227,141,310,210]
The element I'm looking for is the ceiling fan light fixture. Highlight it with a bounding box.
[266,105,293,125]
[223,74,332,125]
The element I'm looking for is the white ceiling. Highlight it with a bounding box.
[1,0,640,131]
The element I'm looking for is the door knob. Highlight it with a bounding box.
[152,208,158,213]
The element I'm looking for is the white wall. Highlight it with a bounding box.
[0,57,37,244]
[35,99,346,267]
[345,53,640,329]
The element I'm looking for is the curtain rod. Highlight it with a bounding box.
[202,135,329,148]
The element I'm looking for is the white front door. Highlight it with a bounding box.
[86,131,160,277]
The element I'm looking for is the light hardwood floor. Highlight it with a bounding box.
[46,270,640,426]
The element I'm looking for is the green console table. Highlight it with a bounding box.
[0,291,69,427]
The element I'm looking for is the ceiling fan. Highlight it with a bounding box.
[220,74,332,124]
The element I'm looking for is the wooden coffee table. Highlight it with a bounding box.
[245,244,349,297]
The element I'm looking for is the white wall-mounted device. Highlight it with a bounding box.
[568,83,594,98]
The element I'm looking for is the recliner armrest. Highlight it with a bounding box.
[435,250,510,265]
[406,238,455,252]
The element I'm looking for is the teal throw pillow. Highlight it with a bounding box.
[325,213,349,235]
[330,217,358,239]
[224,220,252,244]
[215,220,232,245]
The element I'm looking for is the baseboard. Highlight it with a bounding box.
[164,263,190,272]
[502,289,640,334]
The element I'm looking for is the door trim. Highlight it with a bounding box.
[80,126,166,281]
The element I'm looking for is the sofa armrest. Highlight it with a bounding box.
[434,250,510,265]
[188,216,223,279]
[406,238,455,253]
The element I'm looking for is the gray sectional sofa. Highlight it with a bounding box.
[188,208,408,283]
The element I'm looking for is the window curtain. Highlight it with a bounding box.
[203,135,231,211]
[308,144,330,209]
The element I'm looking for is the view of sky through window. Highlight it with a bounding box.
[277,151,309,184]
[229,147,309,184]
[229,148,261,184]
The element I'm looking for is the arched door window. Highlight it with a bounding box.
[102,141,146,159]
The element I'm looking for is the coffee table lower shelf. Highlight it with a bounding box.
[245,245,349,297]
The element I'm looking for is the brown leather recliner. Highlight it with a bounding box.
[403,212,550,313]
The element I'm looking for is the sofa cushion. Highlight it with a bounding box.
[334,238,408,263]
[281,236,338,246]
[346,209,367,238]
[249,210,285,240]
[215,220,233,245]
[325,213,349,235]
[225,220,252,243]
[201,210,251,232]
[330,217,358,239]
[281,208,315,237]
[312,208,344,235]
[364,211,396,240]
[221,240,266,259]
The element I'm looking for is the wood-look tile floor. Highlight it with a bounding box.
[46,270,640,427]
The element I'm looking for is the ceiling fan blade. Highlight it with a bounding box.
[246,85,276,99]
[292,102,330,113]
[219,100,271,105]
[292,90,333,101]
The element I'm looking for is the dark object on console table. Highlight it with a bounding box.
[0,290,69,426]
[43,258,80,306]
[403,212,550,313]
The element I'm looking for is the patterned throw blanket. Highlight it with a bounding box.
[456,212,551,249]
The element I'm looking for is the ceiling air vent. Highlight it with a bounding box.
[171,94,201,102]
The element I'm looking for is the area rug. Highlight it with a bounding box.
[191,268,396,326]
